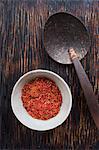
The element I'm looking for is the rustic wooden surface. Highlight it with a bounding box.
[0,0,99,149]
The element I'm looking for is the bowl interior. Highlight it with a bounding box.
[11,70,72,131]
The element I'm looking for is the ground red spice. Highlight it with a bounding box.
[21,77,62,120]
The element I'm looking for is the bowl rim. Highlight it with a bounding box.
[11,69,72,131]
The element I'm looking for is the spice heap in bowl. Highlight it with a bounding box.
[22,77,62,120]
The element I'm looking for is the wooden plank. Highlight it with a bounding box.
[0,0,99,149]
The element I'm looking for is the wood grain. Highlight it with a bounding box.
[0,0,99,149]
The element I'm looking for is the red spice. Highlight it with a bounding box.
[21,77,62,120]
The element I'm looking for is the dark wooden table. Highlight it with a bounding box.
[0,0,99,149]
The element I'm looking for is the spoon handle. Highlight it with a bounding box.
[69,48,99,129]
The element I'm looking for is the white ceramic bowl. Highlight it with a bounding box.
[11,69,72,131]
